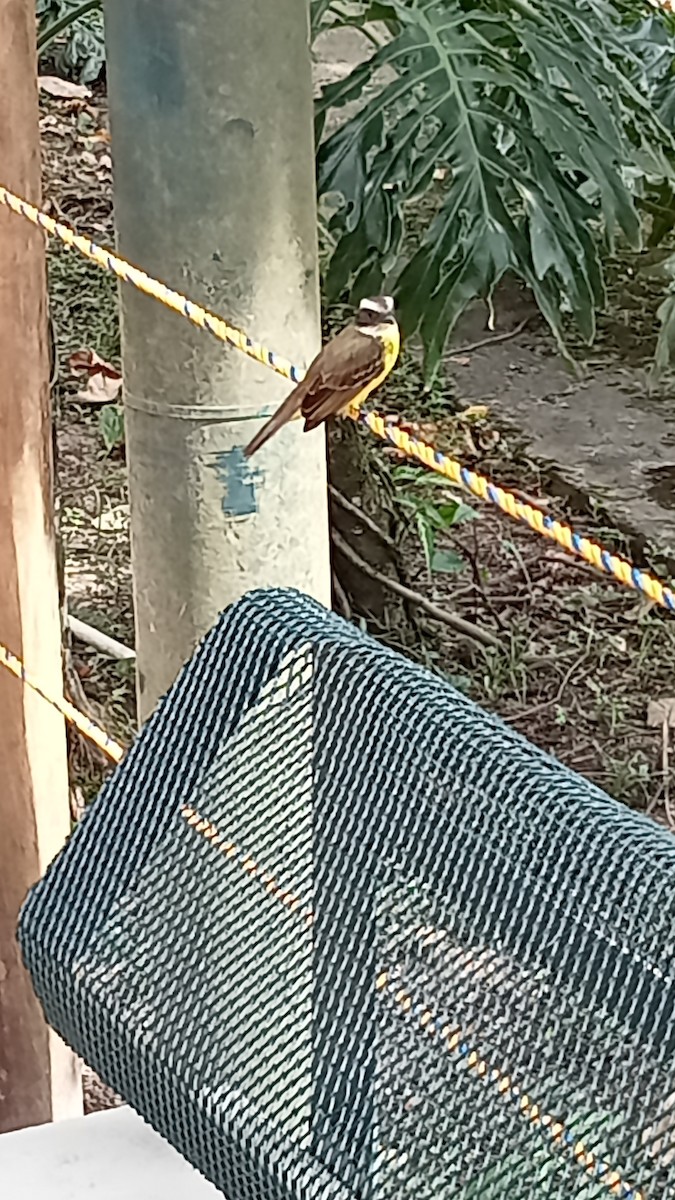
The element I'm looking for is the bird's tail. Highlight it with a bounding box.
[243,382,307,457]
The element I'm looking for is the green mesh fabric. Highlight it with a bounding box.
[18,588,675,1200]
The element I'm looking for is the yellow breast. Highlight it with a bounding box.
[379,323,401,374]
[352,324,401,410]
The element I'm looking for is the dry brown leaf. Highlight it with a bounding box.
[463,429,479,456]
[69,348,120,380]
[69,348,122,404]
[647,698,675,728]
[476,428,501,452]
[461,404,490,420]
[39,75,91,100]
[98,505,129,533]
[76,373,122,405]
[69,785,86,824]
[625,596,656,621]
[517,491,550,510]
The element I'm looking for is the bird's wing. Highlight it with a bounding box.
[244,325,385,456]
[300,326,385,430]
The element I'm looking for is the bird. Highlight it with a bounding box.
[243,295,400,457]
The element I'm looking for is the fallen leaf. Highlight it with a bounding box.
[39,75,91,100]
[625,596,656,622]
[98,504,129,533]
[77,373,122,405]
[461,404,490,420]
[518,490,551,510]
[463,430,479,456]
[647,698,675,728]
[69,348,121,380]
[476,429,501,452]
[69,786,86,824]
[69,348,122,404]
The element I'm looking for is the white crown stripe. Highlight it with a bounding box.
[359,296,395,314]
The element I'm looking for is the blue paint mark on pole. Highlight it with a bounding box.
[207,448,261,517]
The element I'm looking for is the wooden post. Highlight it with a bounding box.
[0,0,81,1131]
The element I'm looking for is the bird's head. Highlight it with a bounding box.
[356,295,397,327]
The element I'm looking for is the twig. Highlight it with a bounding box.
[508,637,594,722]
[332,572,351,621]
[328,485,398,550]
[663,716,674,828]
[545,552,599,579]
[67,614,135,661]
[332,529,505,653]
[449,318,530,360]
[465,523,508,632]
[506,538,534,595]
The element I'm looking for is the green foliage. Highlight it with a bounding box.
[36,0,105,83]
[98,403,125,453]
[393,464,476,573]
[36,0,675,376]
[311,0,336,37]
[315,0,675,376]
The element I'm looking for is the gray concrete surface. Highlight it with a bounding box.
[0,1107,219,1199]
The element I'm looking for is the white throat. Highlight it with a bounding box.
[358,323,391,339]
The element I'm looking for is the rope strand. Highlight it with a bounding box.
[1,181,673,613]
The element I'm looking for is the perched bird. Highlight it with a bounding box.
[244,295,400,457]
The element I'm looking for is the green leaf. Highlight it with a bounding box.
[311,0,336,37]
[36,0,105,82]
[37,1,100,53]
[316,0,675,377]
[653,284,675,379]
[431,547,465,572]
[643,179,675,248]
[437,500,478,527]
[98,404,125,453]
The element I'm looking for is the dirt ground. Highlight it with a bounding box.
[38,66,675,842]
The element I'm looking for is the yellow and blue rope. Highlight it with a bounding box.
[0,636,649,1200]
[375,969,643,1200]
[0,185,302,385]
[0,639,124,763]
[183,803,644,1200]
[360,410,675,613]
[1,181,674,614]
[0,186,656,1200]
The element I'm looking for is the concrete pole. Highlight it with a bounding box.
[0,0,81,1131]
[104,0,331,719]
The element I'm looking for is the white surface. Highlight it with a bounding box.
[0,1106,221,1198]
